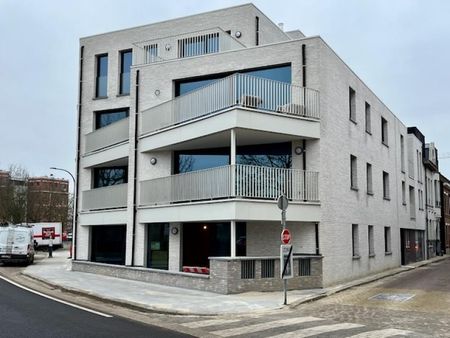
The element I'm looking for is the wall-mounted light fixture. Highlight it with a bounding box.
[202,225,208,230]
[171,227,179,235]
[294,146,304,155]
[235,31,242,38]
[150,157,157,165]
[154,89,160,96]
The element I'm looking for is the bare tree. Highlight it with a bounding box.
[0,165,29,224]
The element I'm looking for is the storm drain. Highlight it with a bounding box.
[369,293,415,302]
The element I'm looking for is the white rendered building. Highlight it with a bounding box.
[74,4,439,293]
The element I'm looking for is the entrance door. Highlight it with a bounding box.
[147,223,169,270]
[91,225,126,265]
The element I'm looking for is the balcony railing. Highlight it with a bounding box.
[81,184,128,211]
[141,73,320,135]
[85,118,129,154]
[134,27,245,65]
[140,165,319,206]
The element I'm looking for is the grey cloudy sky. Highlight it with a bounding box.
[0,0,449,189]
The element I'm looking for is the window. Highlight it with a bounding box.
[350,155,358,190]
[93,166,128,188]
[383,171,390,200]
[352,224,359,257]
[400,135,405,172]
[349,87,356,123]
[381,117,388,146]
[365,102,371,133]
[409,186,416,219]
[178,32,219,58]
[174,142,292,174]
[119,50,132,95]
[368,225,375,257]
[366,163,373,195]
[402,181,406,205]
[96,54,108,98]
[95,108,129,129]
[255,16,260,46]
[418,151,422,182]
[384,227,391,254]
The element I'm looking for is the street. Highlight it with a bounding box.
[0,256,449,337]
[0,275,190,338]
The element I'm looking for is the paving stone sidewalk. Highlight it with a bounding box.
[22,249,448,316]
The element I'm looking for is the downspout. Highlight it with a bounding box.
[74,45,84,260]
[301,44,307,202]
[131,69,140,266]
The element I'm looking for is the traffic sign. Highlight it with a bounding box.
[280,244,294,279]
[281,228,291,244]
[277,194,288,211]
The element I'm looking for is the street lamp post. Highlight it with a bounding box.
[50,167,76,259]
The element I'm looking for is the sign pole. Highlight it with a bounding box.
[277,194,290,305]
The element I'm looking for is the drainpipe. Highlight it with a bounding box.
[301,44,307,202]
[131,69,140,266]
[74,46,84,260]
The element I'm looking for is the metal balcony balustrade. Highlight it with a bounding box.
[141,73,320,135]
[85,118,129,154]
[140,164,319,206]
[81,184,128,211]
[133,27,245,65]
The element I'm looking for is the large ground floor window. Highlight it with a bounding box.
[182,222,246,268]
[400,229,424,265]
[147,223,169,270]
[91,225,126,265]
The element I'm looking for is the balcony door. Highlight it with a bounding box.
[147,223,169,270]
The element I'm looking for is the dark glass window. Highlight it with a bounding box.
[96,54,108,97]
[119,50,132,95]
[91,225,126,265]
[147,223,169,270]
[93,166,128,188]
[174,142,291,174]
[95,109,129,129]
[176,64,291,96]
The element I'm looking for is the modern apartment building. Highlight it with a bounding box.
[74,4,442,293]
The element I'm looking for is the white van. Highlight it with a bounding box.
[0,225,35,265]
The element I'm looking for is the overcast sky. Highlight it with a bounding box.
[0,0,449,190]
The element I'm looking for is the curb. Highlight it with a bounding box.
[288,254,449,309]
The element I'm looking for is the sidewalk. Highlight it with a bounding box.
[22,250,448,316]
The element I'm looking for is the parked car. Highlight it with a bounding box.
[0,224,35,265]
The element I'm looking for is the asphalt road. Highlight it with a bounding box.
[0,277,191,338]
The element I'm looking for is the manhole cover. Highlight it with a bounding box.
[369,293,415,302]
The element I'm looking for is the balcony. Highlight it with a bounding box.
[133,28,245,65]
[81,184,128,211]
[85,118,129,154]
[140,165,319,206]
[141,73,320,136]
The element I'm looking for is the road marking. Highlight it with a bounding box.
[0,275,113,318]
[346,328,414,337]
[211,316,324,337]
[182,318,242,328]
[267,322,364,337]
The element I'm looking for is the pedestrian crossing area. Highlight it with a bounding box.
[179,313,417,337]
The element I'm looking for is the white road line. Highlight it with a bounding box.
[211,316,324,337]
[0,275,113,318]
[182,318,242,328]
[346,328,414,337]
[267,322,365,338]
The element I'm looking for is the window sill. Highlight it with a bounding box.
[116,93,130,97]
[350,119,357,125]
[367,191,374,196]
[352,255,360,260]
[369,253,376,258]
[410,217,416,220]
[385,251,392,256]
[402,202,407,206]
[93,96,108,100]
[382,142,389,148]
[401,170,406,174]
[365,130,372,135]
[383,197,391,201]
[351,187,359,191]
